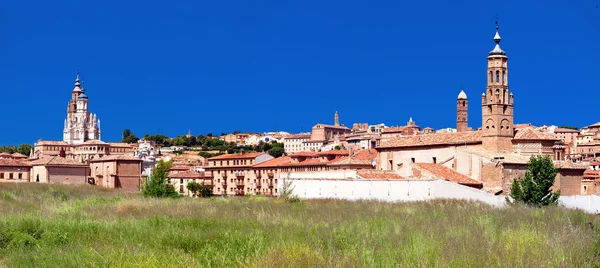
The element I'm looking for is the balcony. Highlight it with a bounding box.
[267,172,274,178]
[236,180,244,187]
[235,171,245,179]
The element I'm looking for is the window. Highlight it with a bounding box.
[180,179,183,184]
[411,158,416,163]
[0,173,3,179]
[496,71,499,82]
[179,185,184,193]
[9,173,13,179]
[432,157,437,164]
[18,173,22,179]
[36,174,40,182]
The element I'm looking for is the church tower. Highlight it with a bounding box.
[482,22,514,153]
[63,73,101,145]
[456,89,468,132]
[334,111,340,126]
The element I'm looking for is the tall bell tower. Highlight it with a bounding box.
[481,22,514,153]
[456,89,468,132]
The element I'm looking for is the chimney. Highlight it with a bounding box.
[59,148,66,158]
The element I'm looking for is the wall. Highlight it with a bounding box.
[48,166,88,184]
[117,161,141,192]
[31,166,48,183]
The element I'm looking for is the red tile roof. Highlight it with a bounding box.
[89,155,142,162]
[357,171,404,179]
[414,163,482,188]
[253,156,293,168]
[284,134,311,139]
[0,152,12,157]
[28,156,88,167]
[11,153,28,159]
[36,140,69,146]
[513,128,559,141]
[208,152,266,160]
[289,152,317,157]
[328,149,377,166]
[170,166,192,171]
[168,171,203,179]
[0,159,30,167]
[315,150,348,156]
[554,128,579,133]
[378,131,482,149]
[383,126,406,133]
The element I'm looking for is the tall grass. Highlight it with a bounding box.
[0,183,598,267]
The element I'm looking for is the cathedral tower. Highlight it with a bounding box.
[457,89,468,132]
[63,73,101,145]
[334,111,340,126]
[481,22,514,153]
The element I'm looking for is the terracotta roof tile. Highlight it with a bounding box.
[378,131,482,148]
[107,142,134,148]
[0,159,30,167]
[284,134,311,139]
[414,163,482,188]
[168,171,203,178]
[357,171,404,179]
[513,128,559,141]
[289,152,317,157]
[554,128,579,133]
[81,139,108,145]
[170,166,192,171]
[29,156,88,167]
[89,155,142,162]
[382,126,407,133]
[0,152,12,157]
[10,153,28,158]
[208,152,265,160]
[328,149,377,166]
[253,156,293,168]
[36,140,69,146]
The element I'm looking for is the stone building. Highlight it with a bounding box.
[203,152,274,196]
[33,74,135,162]
[456,90,468,133]
[90,155,143,192]
[375,23,587,195]
[283,134,311,154]
[29,156,89,184]
[0,159,30,183]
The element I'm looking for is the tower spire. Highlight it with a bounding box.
[490,20,505,55]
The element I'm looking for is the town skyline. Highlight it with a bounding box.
[1,0,599,144]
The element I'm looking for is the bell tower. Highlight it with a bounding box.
[457,89,468,132]
[482,22,514,153]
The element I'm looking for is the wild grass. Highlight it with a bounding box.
[0,183,599,267]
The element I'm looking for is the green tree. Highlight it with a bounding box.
[334,145,343,150]
[508,155,560,207]
[16,144,32,156]
[268,146,285,158]
[187,182,212,197]
[122,129,139,143]
[559,125,578,130]
[142,160,180,198]
[186,182,201,197]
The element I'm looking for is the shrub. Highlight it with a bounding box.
[142,160,180,198]
[507,155,560,207]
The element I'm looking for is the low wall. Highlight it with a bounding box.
[283,179,599,212]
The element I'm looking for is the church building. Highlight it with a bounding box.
[33,74,134,162]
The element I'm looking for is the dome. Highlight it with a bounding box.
[78,93,88,99]
[457,90,467,99]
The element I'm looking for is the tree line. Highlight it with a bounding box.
[122,129,285,157]
[0,144,33,156]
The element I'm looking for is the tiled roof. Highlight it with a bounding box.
[554,128,579,133]
[11,153,28,158]
[316,150,348,156]
[328,149,377,166]
[289,152,316,157]
[513,128,559,141]
[81,139,107,145]
[107,142,133,148]
[253,156,293,168]
[0,152,12,157]
[514,123,534,129]
[208,152,265,160]
[0,159,30,167]
[553,161,588,170]
[168,171,203,179]
[314,124,350,130]
[170,166,192,171]
[578,140,600,147]
[414,163,483,187]
[89,155,142,162]
[29,156,88,167]
[357,171,404,179]
[588,122,600,128]
[36,140,69,146]
[378,131,482,149]
[383,126,406,133]
[286,157,329,166]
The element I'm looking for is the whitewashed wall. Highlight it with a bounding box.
[282,178,600,212]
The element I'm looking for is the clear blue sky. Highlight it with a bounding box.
[1,0,599,144]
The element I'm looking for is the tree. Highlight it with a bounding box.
[187,182,213,197]
[559,126,578,130]
[142,160,180,198]
[186,182,201,197]
[334,145,343,150]
[16,144,32,156]
[508,155,560,207]
[122,129,139,143]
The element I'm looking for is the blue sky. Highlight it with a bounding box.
[1,0,599,144]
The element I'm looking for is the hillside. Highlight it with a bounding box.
[0,183,599,267]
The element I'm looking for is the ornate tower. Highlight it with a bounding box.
[481,22,514,153]
[63,73,101,145]
[334,111,340,126]
[457,89,468,132]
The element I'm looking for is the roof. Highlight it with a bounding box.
[578,140,600,147]
[378,131,482,149]
[253,156,293,168]
[554,128,579,133]
[107,142,133,148]
[315,150,349,156]
[513,123,534,129]
[382,126,406,133]
[89,154,142,162]
[0,152,12,157]
[10,153,28,158]
[0,159,30,167]
[284,134,311,140]
[289,152,316,157]
[170,166,192,171]
[36,140,69,146]
[28,156,88,167]
[414,163,483,187]
[588,122,600,128]
[328,149,377,166]
[357,171,404,179]
[513,128,559,141]
[168,171,203,179]
[81,139,107,145]
[457,90,467,99]
[208,152,265,160]
[313,124,350,130]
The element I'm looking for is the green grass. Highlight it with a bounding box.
[0,183,599,267]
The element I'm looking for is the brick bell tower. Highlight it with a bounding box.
[482,22,514,153]
[457,89,468,132]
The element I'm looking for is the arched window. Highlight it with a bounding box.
[502,71,506,83]
[36,174,39,182]
[496,71,500,82]
[489,71,493,82]
[75,130,80,139]
[462,101,465,107]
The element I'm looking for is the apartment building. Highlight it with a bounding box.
[204,152,274,196]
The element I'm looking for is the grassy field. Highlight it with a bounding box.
[0,183,599,267]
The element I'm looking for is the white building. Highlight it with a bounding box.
[62,74,101,145]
